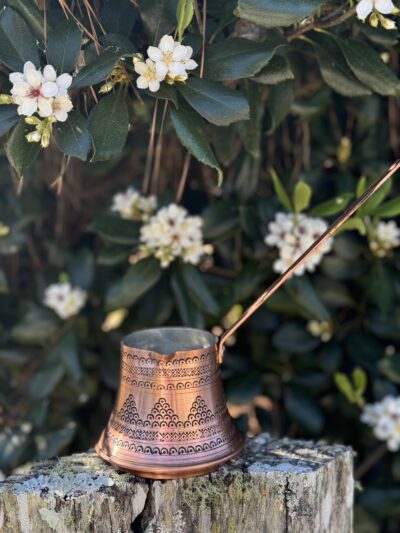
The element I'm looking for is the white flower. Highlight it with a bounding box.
[111,187,157,221]
[9,62,72,118]
[44,282,87,320]
[139,204,205,268]
[369,220,400,257]
[147,35,197,81]
[265,212,333,276]
[361,396,400,451]
[134,34,197,92]
[51,95,73,122]
[356,0,397,28]
[134,59,167,92]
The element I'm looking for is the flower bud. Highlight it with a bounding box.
[370,12,379,27]
[381,16,396,30]
[24,116,42,125]
[0,94,13,105]
[26,131,42,143]
[41,129,51,148]
[0,222,10,237]
[99,81,114,94]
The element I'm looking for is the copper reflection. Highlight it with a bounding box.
[96,336,244,479]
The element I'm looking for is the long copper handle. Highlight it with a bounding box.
[217,159,400,363]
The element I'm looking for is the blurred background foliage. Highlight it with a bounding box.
[1,0,400,531]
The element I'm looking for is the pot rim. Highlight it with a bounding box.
[121,326,218,361]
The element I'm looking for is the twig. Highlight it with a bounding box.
[355,443,388,479]
[176,152,191,202]
[288,5,357,42]
[200,0,207,78]
[142,99,159,194]
[151,100,169,194]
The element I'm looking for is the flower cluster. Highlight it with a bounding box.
[356,0,398,29]
[369,220,400,257]
[361,396,400,451]
[307,320,334,342]
[44,282,87,320]
[265,212,333,276]
[134,34,197,93]
[1,62,73,147]
[139,204,205,268]
[111,187,157,221]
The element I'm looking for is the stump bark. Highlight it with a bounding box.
[0,433,353,533]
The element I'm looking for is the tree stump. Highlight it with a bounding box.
[0,433,353,533]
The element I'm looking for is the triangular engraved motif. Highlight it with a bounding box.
[144,397,182,428]
[187,396,214,426]
[116,394,141,425]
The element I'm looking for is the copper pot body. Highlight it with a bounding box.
[96,327,244,479]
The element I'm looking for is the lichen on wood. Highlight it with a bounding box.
[0,433,353,533]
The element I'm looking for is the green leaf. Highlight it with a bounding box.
[69,249,94,291]
[359,178,392,216]
[11,306,59,346]
[234,0,324,29]
[106,257,162,310]
[5,120,41,176]
[0,106,19,135]
[267,80,294,132]
[372,196,400,217]
[176,0,194,42]
[335,36,400,96]
[178,78,250,126]
[89,214,140,244]
[72,48,123,88]
[285,276,330,321]
[171,269,205,328]
[311,33,371,97]
[335,217,366,236]
[242,81,264,159]
[179,262,219,316]
[141,0,178,44]
[54,111,91,161]
[253,53,294,85]
[356,175,367,198]
[48,329,82,382]
[293,180,312,213]
[378,355,400,385]
[28,365,64,400]
[334,372,356,403]
[101,0,136,36]
[285,386,324,434]
[170,103,223,184]
[270,168,293,210]
[34,424,76,461]
[309,193,353,216]
[0,7,40,70]
[6,0,45,41]
[204,37,285,81]
[202,200,239,239]
[88,90,129,161]
[47,19,82,73]
[352,367,367,394]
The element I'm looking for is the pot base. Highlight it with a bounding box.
[95,432,245,480]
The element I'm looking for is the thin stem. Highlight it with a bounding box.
[200,0,207,78]
[151,100,169,195]
[355,443,387,479]
[142,99,159,194]
[176,152,191,202]
[288,5,357,42]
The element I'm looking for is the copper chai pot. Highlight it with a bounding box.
[96,160,400,479]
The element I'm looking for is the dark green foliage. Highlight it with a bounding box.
[1,2,400,531]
